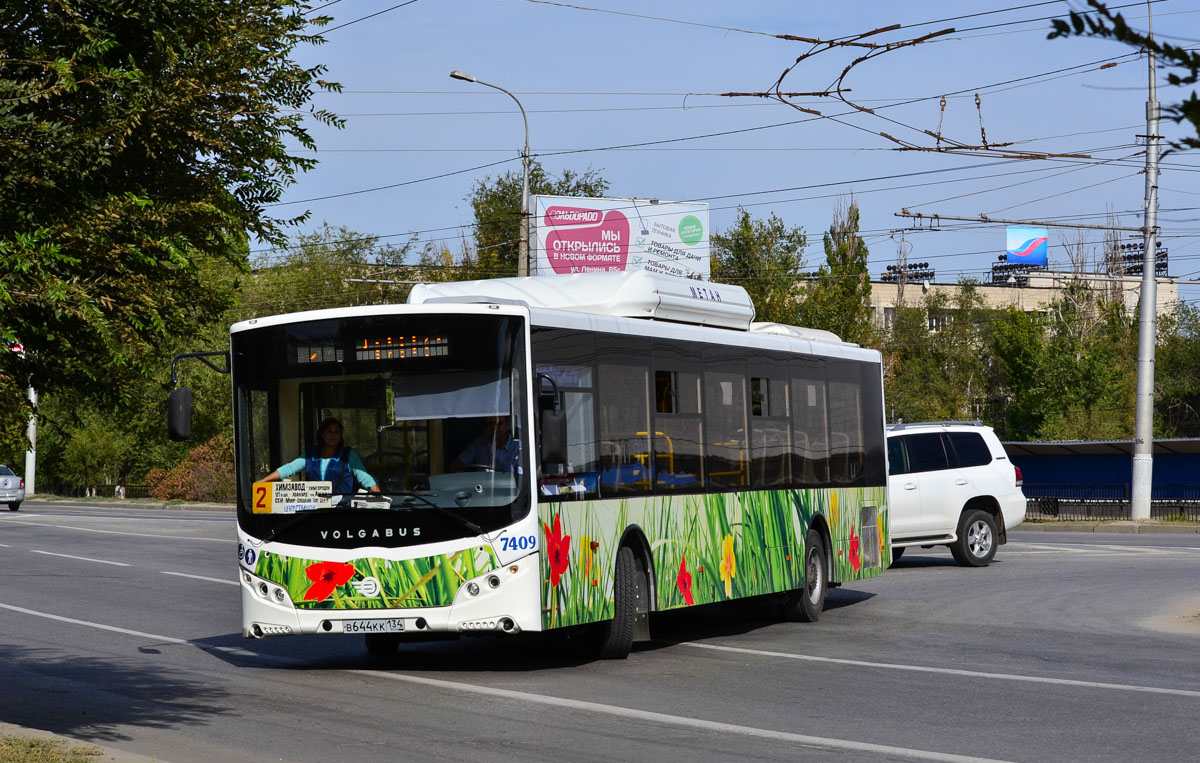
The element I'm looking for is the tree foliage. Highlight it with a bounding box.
[241,223,417,318]
[800,199,874,344]
[1050,0,1199,150]
[0,0,341,407]
[467,159,609,277]
[882,283,989,423]
[988,282,1136,440]
[710,207,808,325]
[1155,302,1200,437]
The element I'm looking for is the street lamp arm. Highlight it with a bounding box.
[449,69,532,277]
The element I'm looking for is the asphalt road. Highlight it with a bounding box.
[1,501,1198,763]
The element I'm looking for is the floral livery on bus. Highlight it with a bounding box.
[171,271,888,658]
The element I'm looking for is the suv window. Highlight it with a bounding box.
[887,437,910,475]
[904,433,949,473]
[947,432,992,467]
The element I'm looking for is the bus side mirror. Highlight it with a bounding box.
[168,387,194,441]
[540,409,567,465]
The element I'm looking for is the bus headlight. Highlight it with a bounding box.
[467,582,480,596]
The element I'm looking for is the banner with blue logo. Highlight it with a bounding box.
[1006,226,1048,266]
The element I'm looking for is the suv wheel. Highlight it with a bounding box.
[950,509,997,567]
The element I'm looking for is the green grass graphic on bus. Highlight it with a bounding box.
[254,545,499,610]
[539,487,888,629]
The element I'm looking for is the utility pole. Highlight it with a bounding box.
[1131,2,1161,521]
[24,386,36,496]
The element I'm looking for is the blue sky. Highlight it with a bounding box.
[269,0,1200,304]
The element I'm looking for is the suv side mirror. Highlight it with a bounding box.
[168,387,193,441]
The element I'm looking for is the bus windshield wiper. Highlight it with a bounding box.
[391,492,484,535]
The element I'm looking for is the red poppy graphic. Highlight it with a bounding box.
[304,561,358,601]
[543,514,572,587]
[849,527,861,573]
[676,554,694,606]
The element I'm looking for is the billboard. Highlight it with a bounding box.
[1006,226,1049,266]
[532,196,710,280]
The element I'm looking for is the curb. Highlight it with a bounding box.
[24,499,233,513]
[1016,522,1200,534]
[0,721,164,763]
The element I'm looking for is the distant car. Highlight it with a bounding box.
[886,421,1025,566]
[0,465,24,511]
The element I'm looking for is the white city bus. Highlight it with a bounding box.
[169,271,890,658]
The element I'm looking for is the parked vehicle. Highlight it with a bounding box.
[886,421,1025,566]
[0,465,25,511]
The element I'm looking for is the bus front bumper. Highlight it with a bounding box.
[240,555,541,639]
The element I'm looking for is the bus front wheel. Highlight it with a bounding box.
[596,546,641,659]
[780,529,827,623]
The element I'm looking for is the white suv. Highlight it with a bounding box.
[886,422,1025,566]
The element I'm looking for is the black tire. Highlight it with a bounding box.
[889,545,905,564]
[950,509,998,567]
[364,633,401,656]
[7,502,19,511]
[780,529,827,622]
[596,546,639,659]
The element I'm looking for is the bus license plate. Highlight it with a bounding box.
[343,618,405,634]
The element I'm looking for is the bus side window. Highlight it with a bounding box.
[704,346,749,489]
[531,329,601,501]
[595,336,651,497]
[828,359,868,485]
[792,359,830,486]
[652,341,703,491]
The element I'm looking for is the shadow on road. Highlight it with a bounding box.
[0,645,232,743]
[193,587,879,673]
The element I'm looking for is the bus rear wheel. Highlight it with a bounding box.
[596,546,642,659]
[780,529,827,622]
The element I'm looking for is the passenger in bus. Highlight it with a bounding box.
[450,415,521,473]
[262,417,382,494]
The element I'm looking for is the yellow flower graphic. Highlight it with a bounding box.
[719,534,736,598]
[581,533,593,578]
[831,492,839,525]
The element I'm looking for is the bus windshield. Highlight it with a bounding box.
[231,312,529,549]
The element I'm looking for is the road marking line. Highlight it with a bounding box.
[352,668,1017,763]
[5,518,229,542]
[0,601,288,663]
[161,571,239,586]
[684,642,1200,698]
[30,550,130,567]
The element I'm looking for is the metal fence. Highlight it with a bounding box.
[50,484,154,500]
[1023,483,1200,521]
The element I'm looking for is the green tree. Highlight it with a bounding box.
[800,199,874,344]
[240,223,417,318]
[710,207,808,325]
[56,410,133,493]
[1156,302,1200,436]
[467,160,609,277]
[883,282,990,423]
[989,282,1135,440]
[1050,1,1199,150]
[0,0,341,408]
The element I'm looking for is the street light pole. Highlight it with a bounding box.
[450,70,532,276]
[1131,5,1161,521]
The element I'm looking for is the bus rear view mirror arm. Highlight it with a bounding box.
[167,350,230,442]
